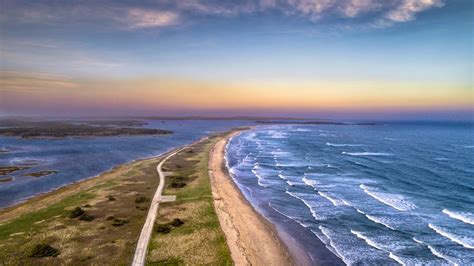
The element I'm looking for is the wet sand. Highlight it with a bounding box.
[209,131,302,265]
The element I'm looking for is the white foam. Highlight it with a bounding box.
[318,191,346,206]
[343,152,393,156]
[326,142,367,147]
[356,209,396,230]
[251,169,269,188]
[428,223,474,250]
[359,184,416,211]
[412,237,423,244]
[389,252,406,266]
[351,230,385,251]
[302,176,318,187]
[442,209,474,225]
[427,245,459,266]
[319,226,350,264]
[286,191,323,221]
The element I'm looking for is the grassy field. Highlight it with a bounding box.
[0,156,161,265]
[146,135,232,265]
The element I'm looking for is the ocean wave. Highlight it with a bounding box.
[318,226,351,264]
[350,230,385,251]
[302,176,318,188]
[286,191,323,221]
[359,184,417,211]
[389,253,406,266]
[326,142,367,147]
[318,191,346,206]
[463,145,474,148]
[343,152,393,156]
[442,209,474,225]
[319,133,336,137]
[286,180,305,186]
[251,168,269,188]
[428,224,474,250]
[427,245,459,265]
[356,209,396,230]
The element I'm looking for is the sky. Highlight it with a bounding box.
[0,0,473,120]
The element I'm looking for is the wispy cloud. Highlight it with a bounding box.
[126,9,180,29]
[0,0,445,30]
[385,0,444,22]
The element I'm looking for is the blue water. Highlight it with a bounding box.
[0,120,253,208]
[226,123,474,265]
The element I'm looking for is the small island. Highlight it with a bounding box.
[0,120,173,139]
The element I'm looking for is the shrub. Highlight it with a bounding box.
[28,244,60,258]
[169,181,186,188]
[112,218,129,227]
[135,196,148,204]
[155,224,171,234]
[171,218,184,227]
[79,213,95,221]
[69,207,84,218]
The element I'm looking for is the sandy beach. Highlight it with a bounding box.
[209,131,295,265]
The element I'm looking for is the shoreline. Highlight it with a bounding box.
[209,130,300,265]
[217,129,344,266]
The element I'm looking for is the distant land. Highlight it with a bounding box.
[0,120,172,139]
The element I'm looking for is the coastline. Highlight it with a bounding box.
[215,129,344,266]
[209,130,299,265]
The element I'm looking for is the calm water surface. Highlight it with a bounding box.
[0,120,253,208]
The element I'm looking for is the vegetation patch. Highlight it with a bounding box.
[28,243,60,258]
[135,195,149,204]
[112,218,129,227]
[0,155,161,265]
[23,170,58,178]
[0,166,29,175]
[147,134,232,265]
[0,176,13,182]
[69,207,85,218]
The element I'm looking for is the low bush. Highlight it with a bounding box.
[135,196,148,204]
[69,207,84,218]
[155,224,171,234]
[112,218,129,227]
[169,181,186,188]
[28,244,60,258]
[171,218,184,227]
[79,213,95,221]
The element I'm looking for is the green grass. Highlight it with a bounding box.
[147,136,232,265]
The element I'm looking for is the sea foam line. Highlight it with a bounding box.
[428,223,474,250]
[350,230,385,251]
[359,184,416,211]
[319,226,350,265]
[427,245,459,266]
[318,191,346,206]
[356,209,396,230]
[343,152,393,156]
[326,142,367,147]
[413,238,459,265]
[442,209,474,225]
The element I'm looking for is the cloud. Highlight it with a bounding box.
[126,9,179,28]
[0,0,445,30]
[385,0,444,22]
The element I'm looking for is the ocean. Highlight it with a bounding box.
[0,120,252,208]
[225,123,474,265]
